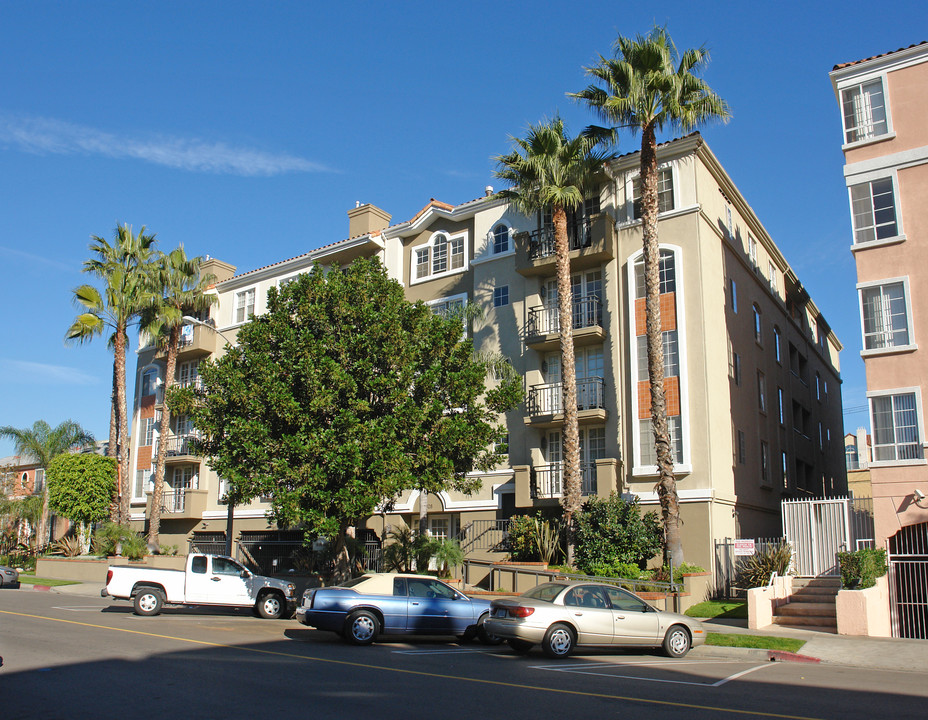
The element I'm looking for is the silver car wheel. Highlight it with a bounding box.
[346,611,379,645]
[663,625,691,658]
[138,593,158,613]
[542,623,575,659]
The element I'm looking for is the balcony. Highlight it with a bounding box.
[146,487,208,520]
[155,324,219,360]
[525,377,607,428]
[514,214,616,277]
[525,296,605,351]
[162,434,200,463]
[532,463,598,499]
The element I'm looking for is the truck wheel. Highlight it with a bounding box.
[133,588,164,616]
[344,610,380,645]
[256,592,285,620]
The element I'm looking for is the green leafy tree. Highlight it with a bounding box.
[47,454,117,553]
[0,420,95,550]
[574,494,663,575]
[570,26,730,569]
[67,224,157,523]
[140,246,217,549]
[172,257,521,581]
[494,117,613,565]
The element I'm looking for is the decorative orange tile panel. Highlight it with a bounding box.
[635,292,677,335]
[138,447,151,468]
[638,376,681,418]
[140,395,155,419]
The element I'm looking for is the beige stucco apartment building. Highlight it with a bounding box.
[830,42,928,553]
[127,134,845,576]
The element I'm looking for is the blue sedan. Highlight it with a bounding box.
[296,573,497,645]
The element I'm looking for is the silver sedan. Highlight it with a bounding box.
[485,581,706,659]
[0,565,19,588]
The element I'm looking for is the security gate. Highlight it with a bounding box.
[782,497,852,576]
[888,522,928,639]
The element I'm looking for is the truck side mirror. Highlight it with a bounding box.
[240,569,251,579]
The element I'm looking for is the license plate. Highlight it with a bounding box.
[493,608,508,618]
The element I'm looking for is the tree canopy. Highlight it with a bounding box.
[172,257,521,567]
[47,453,117,526]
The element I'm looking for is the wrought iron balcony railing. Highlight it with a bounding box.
[163,434,199,457]
[527,295,602,337]
[527,377,605,417]
[532,462,597,498]
[526,218,592,260]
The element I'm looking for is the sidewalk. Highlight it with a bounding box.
[25,582,928,674]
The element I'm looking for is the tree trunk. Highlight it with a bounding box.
[331,524,352,585]
[640,125,683,571]
[36,481,50,551]
[553,204,581,567]
[114,325,132,525]
[108,361,119,522]
[418,490,428,536]
[148,325,180,549]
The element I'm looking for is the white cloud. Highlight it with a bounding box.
[2,359,100,386]
[0,113,330,176]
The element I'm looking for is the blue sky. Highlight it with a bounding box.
[0,1,923,455]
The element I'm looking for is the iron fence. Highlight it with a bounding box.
[453,519,511,554]
[889,522,928,639]
[713,536,788,599]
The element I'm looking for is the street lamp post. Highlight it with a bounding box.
[181,316,237,557]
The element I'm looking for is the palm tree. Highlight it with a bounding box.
[141,246,217,549]
[67,224,157,523]
[494,117,612,565]
[570,26,730,570]
[0,420,95,550]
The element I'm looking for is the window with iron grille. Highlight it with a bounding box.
[860,280,911,350]
[870,392,923,462]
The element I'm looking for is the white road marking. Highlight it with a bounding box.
[51,606,105,612]
[530,659,777,688]
[393,648,487,655]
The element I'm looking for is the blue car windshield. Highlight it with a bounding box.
[522,583,566,603]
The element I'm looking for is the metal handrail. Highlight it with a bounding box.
[526,218,592,259]
[527,296,603,336]
[527,377,605,417]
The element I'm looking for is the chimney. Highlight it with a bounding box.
[201,257,236,284]
[347,203,392,238]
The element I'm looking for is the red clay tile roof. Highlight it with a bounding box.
[833,41,927,70]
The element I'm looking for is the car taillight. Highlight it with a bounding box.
[106,570,113,586]
[509,606,535,618]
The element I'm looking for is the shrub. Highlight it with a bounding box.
[574,494,662,575]
[52,536,83,557]
[92,523,148,560]
[585,561,641,580]
[382,526,437,573]
[432,539,464,578]
[506,515,540,561]
[837,548,888,589]
[735,542,791,589]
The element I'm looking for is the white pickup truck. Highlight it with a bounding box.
[101,553,296,619]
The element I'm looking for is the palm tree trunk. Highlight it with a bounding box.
[553,205,581,566]
[36,482,50,551]
[640,124,683,571]
[109,361,119,522]
[115,325,132,525]
[149,326,180,549]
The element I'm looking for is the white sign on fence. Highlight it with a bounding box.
[734,539,756,556]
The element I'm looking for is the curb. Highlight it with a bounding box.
[767,650,821,664]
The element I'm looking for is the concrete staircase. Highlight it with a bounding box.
[772,577,841,631]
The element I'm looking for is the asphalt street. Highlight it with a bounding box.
[1,589,926,720]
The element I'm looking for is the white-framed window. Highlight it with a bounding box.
[143,416,157,446]
[869,389,924,463]
[176,360,200,388]
[141,367,159,397]
[773,326,782,364]
[753,304,763,345]
[33,469,45,494]
[729,278,738,313]
[493,285,509,308]
[639,416,684,466]
[768,261,778,294]
[850,177,898,245]
[428,293,467,320]
[134,469,152,499]
[859,279,913,351]
[170,465,197,489]
[234,288,256,324]
[748,235,758,268]
[491,223,511,255]
[841,78,889,144]
[637,332,679,379]
[631,167,674,220]
[412,231,467,283]
[725,204,734,239]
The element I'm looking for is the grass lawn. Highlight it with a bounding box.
[685,600,748,619]
[706,633,806,653]
[17,574,81,587]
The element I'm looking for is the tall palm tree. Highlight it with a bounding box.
[570,26,730,570]
[67,225,157,524]
[0,420,95,550]
[494,117,612,564]
[141,246,217,549]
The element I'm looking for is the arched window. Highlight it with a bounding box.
[412,231,467,282]
[492,224,510,255]
[141,367,159,397]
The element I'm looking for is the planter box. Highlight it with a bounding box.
[836,575,891,637]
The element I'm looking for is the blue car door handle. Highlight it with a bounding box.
[411,601,420,606]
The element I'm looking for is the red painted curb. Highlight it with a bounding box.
[768,650,821,663]
[31,585,52,592]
